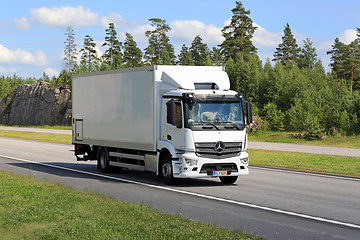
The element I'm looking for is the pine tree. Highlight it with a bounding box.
[190,35,210,66]
[346,41,360,93]
[273,23,300,65]
[353,27,360,91]
[355,27,360,45]
[144,33,158,65]
[298,38,318,69]
[123,32,143,68]
[102,23,122,69]
[327,38,347,80]
[64,26,77,72]
[210,47,224,66]
[220,1,257,61]
[79,35,98,71]
[178,44,193,65]
[161,42,175,65]
[328,31,360,92]
[144,18,175,65]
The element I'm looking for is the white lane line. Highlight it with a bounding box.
[2,154,360,230]
[250,165,360,182]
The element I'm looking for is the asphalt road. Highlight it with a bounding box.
[0,137,359,240]
[1,126,359,157]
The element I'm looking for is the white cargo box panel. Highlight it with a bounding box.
[72,68,155,151]
[157,65,229,90]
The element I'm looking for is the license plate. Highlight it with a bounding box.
[213,170,227,177]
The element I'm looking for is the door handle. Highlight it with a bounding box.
[167,135,172,140]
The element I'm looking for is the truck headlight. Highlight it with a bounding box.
[184,158,198,166]
[240,157,249,165]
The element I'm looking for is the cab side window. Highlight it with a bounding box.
[167,100,182,128]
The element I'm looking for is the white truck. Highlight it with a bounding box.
[72,65,252,184]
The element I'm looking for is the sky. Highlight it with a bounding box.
[0,0,359,78]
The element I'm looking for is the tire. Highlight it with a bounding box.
[98,148,110,173]
[161,154,179,185]
[219,176,238,184]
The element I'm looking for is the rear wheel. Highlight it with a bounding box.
[219,176,238,184]
[161,154,179,185]
[98,148,110,173]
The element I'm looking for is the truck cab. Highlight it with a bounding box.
[156,67,252,184]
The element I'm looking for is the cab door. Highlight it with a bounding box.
[161,99,185,151]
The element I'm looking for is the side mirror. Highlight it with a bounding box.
[245,102,253,125]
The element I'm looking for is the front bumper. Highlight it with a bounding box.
[172,151,249,179]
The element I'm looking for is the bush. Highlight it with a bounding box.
[262,103,285,131]
[304,115,325,140]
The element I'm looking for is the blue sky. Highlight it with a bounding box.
[0,0,359,78]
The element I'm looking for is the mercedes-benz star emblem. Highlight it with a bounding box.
[214,141,225,154]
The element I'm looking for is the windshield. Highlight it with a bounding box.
[185,101,244,127]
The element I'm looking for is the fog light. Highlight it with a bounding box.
[184,158,198,166]
[240,157,249,165]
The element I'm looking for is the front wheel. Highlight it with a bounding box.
[161,155,179,185]
[98,148,110,173]
[219,176,238,184]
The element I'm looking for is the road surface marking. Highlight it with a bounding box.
[1,154,360,230]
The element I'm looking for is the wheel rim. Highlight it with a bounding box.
[162,162,171,178]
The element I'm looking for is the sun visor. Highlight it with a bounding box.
[160,70,230,90]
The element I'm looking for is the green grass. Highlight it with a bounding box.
[0,171,259,240]
[249,149,360,177]
[0,125,72,130]
[249,131,360,148]
[0,130,72,144]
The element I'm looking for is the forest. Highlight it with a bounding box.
[1,1,359,137]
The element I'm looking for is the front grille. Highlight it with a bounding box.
[195,142,242,159]
[200,163,238,174]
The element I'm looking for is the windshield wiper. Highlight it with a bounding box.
[199,122,220,130]
[221,122,240,130]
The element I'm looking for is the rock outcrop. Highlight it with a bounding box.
[0,82,72,126]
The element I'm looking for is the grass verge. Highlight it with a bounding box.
[0,130,71,144]
[249,131,360,148]
[0,171,259,240]
[248,149,360,177]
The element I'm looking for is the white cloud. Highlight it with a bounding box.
[220,20,283,49]
[94,43,104,58]
[169,20,224,45]
[30,6,135,30]
[78,41,104,58]
[253,23,282,48]
[30,6,99,28]
[316,40,333,51]
[14,17,32,30]
[123,24,153,43]
[339,29,357,44]
[43,67,59,77]
[0,44,48,66]
[100,13,127,28]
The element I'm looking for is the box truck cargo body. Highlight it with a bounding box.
[72,65,252,184]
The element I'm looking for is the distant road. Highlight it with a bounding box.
[1,126,359,157]
[248,141,360,158]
